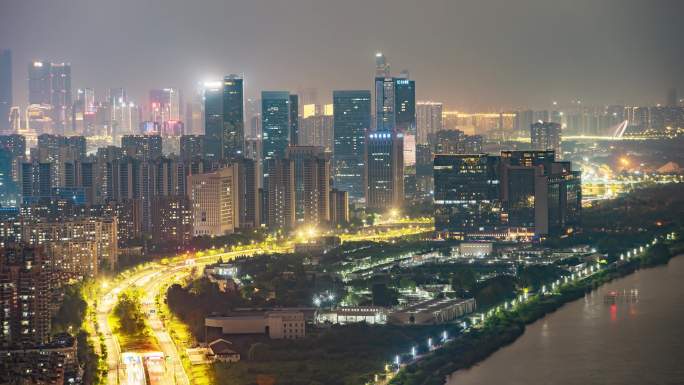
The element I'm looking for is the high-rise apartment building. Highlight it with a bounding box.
[530,122,562,160]
[416,102,442,145]
[0,245,53,347]
[287,146,331,227]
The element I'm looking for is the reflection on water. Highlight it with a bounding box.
[446,257,684,385]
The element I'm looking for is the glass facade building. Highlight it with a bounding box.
[332,90,371,198]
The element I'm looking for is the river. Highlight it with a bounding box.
[446,256,684,385]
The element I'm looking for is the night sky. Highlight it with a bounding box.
[1,0,683,110]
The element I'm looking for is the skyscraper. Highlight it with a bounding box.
[222,75,245,159]
[394,77,416,134]
[28,61,51,105]
[28,61,71,133]
[261,91,291,177]
[375,77,395,132]
[289,94,299,145]
[49,63,71,133]
[203,81,223,159]
[416,102,443,145]
[0,50,11,132]
[365,131,404,210]
[375,52,390,78]
[530,122,562,160]
[332,90,371,199]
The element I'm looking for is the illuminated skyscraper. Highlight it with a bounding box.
[375,52,390,78]
[333,90,371,198]
[222,75,245,159]
[203,81,223,159]
[365,131,404,210]
[28,61,71,133]
[0,49,11,131]
[261,91,291,177]
[28,61,51,105]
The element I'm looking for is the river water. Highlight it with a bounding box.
[446,256,684,385]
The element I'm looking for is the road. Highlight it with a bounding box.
[96,222,426,385]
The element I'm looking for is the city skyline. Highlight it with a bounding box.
[1,0,683,110]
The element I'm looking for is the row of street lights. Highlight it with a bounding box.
[373,231,678,384]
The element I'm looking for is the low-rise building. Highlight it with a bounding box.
[389,297,476,325]
[317,306,389,325]
[208,338,241,363]
[205,310,306,340]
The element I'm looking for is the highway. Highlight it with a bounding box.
[96,222,425,385]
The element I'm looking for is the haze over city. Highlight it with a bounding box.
[2,0,683,109]
[2,1,684,385]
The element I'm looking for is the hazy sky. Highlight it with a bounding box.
[1,0,683,110]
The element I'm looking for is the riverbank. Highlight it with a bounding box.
[389,232,684,385]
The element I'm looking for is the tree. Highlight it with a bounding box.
[372,283,398,307]
[248,342,272,361]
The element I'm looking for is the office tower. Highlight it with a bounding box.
[415,143,433,199]
[375,77,395,131]
[375,52,390,78]
[530,122,562,159]
[185,100,203,135]
[265,157,295,230]
[667,88,678,107]
[189,165,241,236]
[236,158,260,229]
[329,189,349,227]
[203,81,223,159]
[49,63,71,133]
[180,134,205,161]
[261,91,292,178]
[121,134,162,160]
[0,50,11,132]
[28,61,51,105]
[26,104,53,133]
[500,150,582,236]
[0,244,53,347]
[332,90,371,199]
[244,98,261,140]
[222,75,245,159]
[433,154,503,239]
[151,195,192,250]
[394,78,416,134]
[416,102,443,145]
[28,61,71,134]
[289,94,299,145]
[286,146,331,227]
[365,131,404,210]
